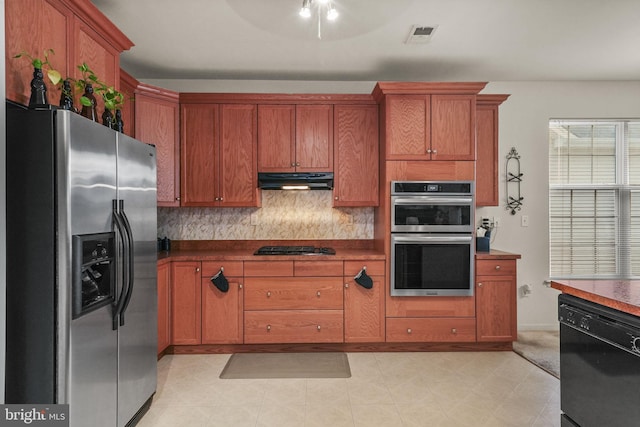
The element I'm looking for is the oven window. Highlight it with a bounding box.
[394,205,471,227]
[394,243,471,291]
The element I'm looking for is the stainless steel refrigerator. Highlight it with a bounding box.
[5,102,157,427]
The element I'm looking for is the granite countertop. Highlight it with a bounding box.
[551,279,640,317]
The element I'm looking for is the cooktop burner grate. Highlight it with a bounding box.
[253,246,336,255]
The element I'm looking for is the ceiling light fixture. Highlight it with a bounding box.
[299,0,339,40]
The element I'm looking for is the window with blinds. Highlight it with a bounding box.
[549,120,640,278]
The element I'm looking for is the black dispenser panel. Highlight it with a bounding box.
[72,232,115,319]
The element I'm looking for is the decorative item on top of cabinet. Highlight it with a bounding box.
[475,258,518,342]
[201,262,244,344]
[344,261,385,342]
[333,105,379,207]
[258,104,333,173]
[135,84,180,206]
[476,94,510,207]
[181,103,259,207]
[506,147,523,215]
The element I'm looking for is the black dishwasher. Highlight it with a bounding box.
[559,294,640,427]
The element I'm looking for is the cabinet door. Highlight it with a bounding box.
[431,95,476,161]
[476,95,509,206]
[476,275,517,342]
[180,104,219,206]
[170,262,201,345]
[218,104,259,207]
[385,95,431,160]
[343,261,385,343]
[6,0,72,106]
[334,105,379,207]
[295,105,333,172]
[157,262,171,354]
[258,105,296,172]
[135,88,180,206]
[201,278,243,344]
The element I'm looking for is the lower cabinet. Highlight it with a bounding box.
[170,261,202,345]
[157,261,171,354]
[244,310,344,344]
[344,261,385,342]
[476,259,518,342]
[201,261,244,344]
[386,318,476,342]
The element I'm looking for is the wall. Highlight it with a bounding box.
[149,78,640,330]
[1,0,7,403]
[159,191,373,240]
[480,81,640,330]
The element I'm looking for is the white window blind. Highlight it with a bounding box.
[549,120,640,278]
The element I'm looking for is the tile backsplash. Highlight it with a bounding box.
[158,191,373,240]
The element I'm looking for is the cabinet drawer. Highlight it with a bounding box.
[244,277,343,310]
[244,261,294,277]
[294,260,343,276]
[244,310,344,343]
[201,261,243,277]
[344,260,385,277]
[476,259,516,276]
[386,317,476,342]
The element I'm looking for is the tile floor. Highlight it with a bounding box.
[137,351,560,427]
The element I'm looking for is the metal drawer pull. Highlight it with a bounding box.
[407,328,412,334]
[317,325,321,331]
[316,291,321,297]
[451,328,457,334]
[478,282,483,287]
[495,265,501,270]
[266,325,271,332]
[266,291,271,297]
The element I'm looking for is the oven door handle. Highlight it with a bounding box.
[392,235,474,243]
[392,196,474,205]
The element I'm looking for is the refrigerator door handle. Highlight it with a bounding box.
[112,200,130,330]
[119,199,135,326]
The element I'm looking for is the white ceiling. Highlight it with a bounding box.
[91,0,640,82]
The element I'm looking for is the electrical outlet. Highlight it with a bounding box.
[493,217,501,228]
[521,215,529,227]
[250,212,259,225]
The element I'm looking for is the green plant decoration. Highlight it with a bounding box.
[73,62,125,110]
[14,49,62,86]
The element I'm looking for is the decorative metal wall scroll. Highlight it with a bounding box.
[505,147,523,215]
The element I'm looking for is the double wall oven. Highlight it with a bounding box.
[390,181,475,297]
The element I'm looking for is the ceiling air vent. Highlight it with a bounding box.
[405,25,438,44]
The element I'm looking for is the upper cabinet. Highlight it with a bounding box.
[476,95,510,207]
[135,84,180,207]
[258,104,333,172]
[373,82,486,162]
[6,0,133,109]
[333,104,379,207]
[118,69,138,138]
[180,103,259,207]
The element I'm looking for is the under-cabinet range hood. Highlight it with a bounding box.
[258,172,334,190]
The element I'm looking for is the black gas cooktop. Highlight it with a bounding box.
[253,246,336,256]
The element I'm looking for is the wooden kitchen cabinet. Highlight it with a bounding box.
[343,261,385,343]
[157,262,171,355]
[181,103,258,207]
[258,104,333,172]
[201,262,244,344]
[333,105,379,206]
[170,261,201,345]
[384,94,476,161]
[475,259,518,342]
[476,94,510,207]
[243,260,344,344]
[135,84,180,206]
[386,317,476,342]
